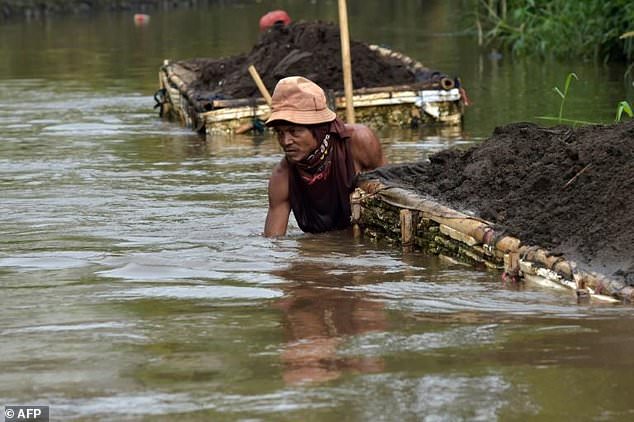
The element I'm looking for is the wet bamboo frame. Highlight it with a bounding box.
[352,179,634,304]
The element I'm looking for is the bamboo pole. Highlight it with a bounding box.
[338,0,355,124]
[247,64,273,106]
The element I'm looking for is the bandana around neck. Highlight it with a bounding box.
[295,132,332,179]
[291,118,349,184]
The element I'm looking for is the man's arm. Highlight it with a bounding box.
[264,160,291,237]
[347,124,387,172]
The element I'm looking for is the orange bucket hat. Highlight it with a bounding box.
[265,76,336,126]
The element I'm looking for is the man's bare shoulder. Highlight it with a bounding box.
[270,157,290,178]
[347,123,376,141]
[345,123,386,171]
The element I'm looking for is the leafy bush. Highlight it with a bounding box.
[474,0,634,62]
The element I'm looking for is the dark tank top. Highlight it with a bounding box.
[288,124,356,233]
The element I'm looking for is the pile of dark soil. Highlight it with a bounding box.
[180,21,448,101]
[364,121,634,282]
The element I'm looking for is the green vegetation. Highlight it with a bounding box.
[553,72,578,123]
[537,73,631,125]
[616,101,633,121]
[537,73,595,125]
[473,0,634,62]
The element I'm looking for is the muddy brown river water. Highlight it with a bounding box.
[1,1,633,420]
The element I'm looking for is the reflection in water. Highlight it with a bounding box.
[274,283,386,384]
[272,236,388,384]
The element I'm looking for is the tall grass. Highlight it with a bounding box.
[474,0,634,62]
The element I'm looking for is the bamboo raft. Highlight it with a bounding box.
[156,45,464,135]
[352,179,634,304]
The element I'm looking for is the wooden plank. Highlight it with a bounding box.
[336,82,447,96]
[439,224,478,246]
[203,100,457,124]
[208,87,455,110]
[400,209,414,251]
[337,96,419,108]
[203,104,271,122]
[212,98,268,108]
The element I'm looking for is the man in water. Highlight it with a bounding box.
[264,76,386,237]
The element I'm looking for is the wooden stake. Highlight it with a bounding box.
[400,209,414,252]
[351,189,362,238]
[338,0,355,124]
[247,64,273,106]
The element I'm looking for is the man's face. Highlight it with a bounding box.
[273,124,318,164]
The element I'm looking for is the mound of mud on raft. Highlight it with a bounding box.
[156,20,465,134]
[354,120,634,302]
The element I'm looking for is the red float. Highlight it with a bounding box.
[133,13,150,26]
[259,10,291,31]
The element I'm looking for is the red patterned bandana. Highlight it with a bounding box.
[293,118,349,185]
[296,133,333,184]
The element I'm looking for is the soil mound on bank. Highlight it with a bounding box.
[179,21,448,100]
[364,121,634,282]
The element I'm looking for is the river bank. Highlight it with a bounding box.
[0,0,202,20]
